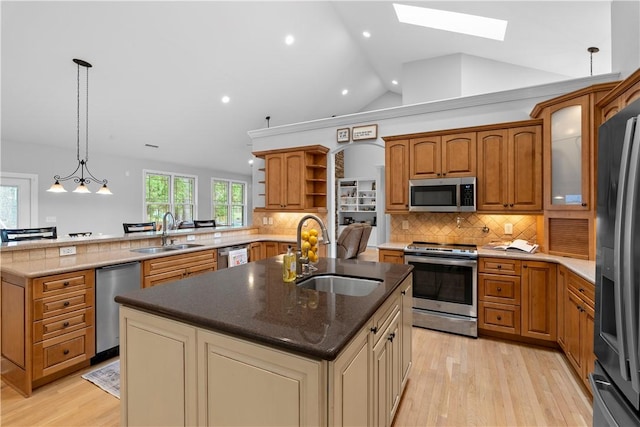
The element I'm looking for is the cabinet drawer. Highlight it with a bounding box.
[567,272,595,307]
[33,288,94,320]
[143,250,216,276]
[33,308,94,342]
[479,257,521,276]
[478,274,521,304]
[32,327,95,380]
[185,264,215,277]
[33,269,94,299]
[371,295,400,346]
[143,270,186,288]
[478,301,521,335]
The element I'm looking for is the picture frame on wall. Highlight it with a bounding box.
[352,124,378,141]
[337,128,350,143]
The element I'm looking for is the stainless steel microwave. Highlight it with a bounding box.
[409,177,476,212]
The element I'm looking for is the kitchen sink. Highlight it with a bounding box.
[131,246,179,254]
[130,243,204,254]
[296,275,382,297]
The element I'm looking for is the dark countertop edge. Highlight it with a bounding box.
[116,267,413,361]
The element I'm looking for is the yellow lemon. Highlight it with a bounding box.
[309,228,318,237]
[309,235,318,245]
[301,231,309,241]
[309,252,318,263]
[302,241,311,251]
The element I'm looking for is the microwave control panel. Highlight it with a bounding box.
[461,184,475,207]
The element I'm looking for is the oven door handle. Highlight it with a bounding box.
[404,254,477,268]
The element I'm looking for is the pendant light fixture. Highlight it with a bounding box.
[48,59,112,195]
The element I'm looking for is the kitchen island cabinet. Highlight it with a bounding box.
[117,258,413,426]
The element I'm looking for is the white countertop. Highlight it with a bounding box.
[378,241,596,284]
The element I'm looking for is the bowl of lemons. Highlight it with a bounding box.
[300,228,320,264]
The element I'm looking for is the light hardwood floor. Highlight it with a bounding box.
[1,328,592,426]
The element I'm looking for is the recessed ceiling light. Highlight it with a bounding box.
[392,80,399,85]
[393,3,508,41]
[221,95,230,104]
[285,34,295,45]
[362,31,371,38]
[341,89,349,96]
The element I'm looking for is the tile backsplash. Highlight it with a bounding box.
[253,212,329,236]
[389,212,540,247]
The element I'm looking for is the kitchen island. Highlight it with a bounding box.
[116,257,413,426]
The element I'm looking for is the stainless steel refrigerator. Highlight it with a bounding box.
[592,97,640,425]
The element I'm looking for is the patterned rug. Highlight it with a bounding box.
[81,360,120,399]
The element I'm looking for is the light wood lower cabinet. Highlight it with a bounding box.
[1,269,95,397]
[142,249,216,288]
[120,275,412,427]
[478,258,556,342]
[378,249,404,264]
[563,270,595,391]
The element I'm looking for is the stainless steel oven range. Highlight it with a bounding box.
[404,242,478,337]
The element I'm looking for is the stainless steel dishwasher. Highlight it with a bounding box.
[93,261,141,363]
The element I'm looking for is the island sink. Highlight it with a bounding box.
[130,243,203,254]
[296,274,382,297]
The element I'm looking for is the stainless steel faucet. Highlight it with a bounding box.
[296,214,330,276]
[161,211,175,246]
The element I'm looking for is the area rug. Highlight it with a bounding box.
[81,360,120,399]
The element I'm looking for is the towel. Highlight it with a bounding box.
[228,248,248,267]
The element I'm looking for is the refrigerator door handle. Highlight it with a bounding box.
[622,115,640,393]
[590,374,620,427]
[613,117,637,381]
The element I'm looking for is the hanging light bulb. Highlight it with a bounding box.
[48,59,112,195]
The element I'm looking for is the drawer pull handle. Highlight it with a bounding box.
[401,290,406,295]
[497,316,502,321]
[371,326,378,334]
[63,281,70,287]
[497,265,502,269]
[388,332,396,342]
[63,301,70,307]
[63,321,70,328]
[497,287,502,292]
[579,288,585,293]
[523,265,528,268]
[63,349,69,355]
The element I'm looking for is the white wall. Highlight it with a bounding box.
[1,140,252,236]
[611,1,640,78]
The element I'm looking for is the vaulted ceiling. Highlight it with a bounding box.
[1,1,613,175]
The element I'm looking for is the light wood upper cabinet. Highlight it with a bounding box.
[598,68,640,123]
[265,151,305,210]
[477,123,542,212]
[410,133,476,179]
[385,139,410,212]
[254,145,328,212]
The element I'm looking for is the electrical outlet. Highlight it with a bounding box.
[59,246,76,256]
[504,223,513,235]
[214,232,221,238]
[402,220,409,230]
[262,217,268,225]
[214,238,222,244]
[187,235,196,241]
[268,217,273,225]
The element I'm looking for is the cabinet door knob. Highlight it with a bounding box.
[63,349,70,355]
[63,281,70,287]
[582,203,587,207]
[523,265,528,268]
[371,326,378,334]
[63,301,70,307]
[63,321,70,328]
[497,316,502,321]
[503,204,508,207]
[579,288,585,293]
[497,287,502,292]
[401,290,406,295]
[497,265,502,269]
[509,204,514,207]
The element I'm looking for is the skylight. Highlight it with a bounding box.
[393,3,507,41]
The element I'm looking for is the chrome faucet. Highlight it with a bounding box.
[296,214,330,276]
[161,211,175,246]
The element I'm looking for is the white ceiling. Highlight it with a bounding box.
[1,1,613,176]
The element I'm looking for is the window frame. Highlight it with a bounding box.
[211,178,247,227]
[143,169,198,224]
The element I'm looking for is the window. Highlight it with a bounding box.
[144,170,197,225]
[212,179,246,226]
[0,173,38,228]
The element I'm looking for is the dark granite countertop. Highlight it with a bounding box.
[115,257,413,361]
